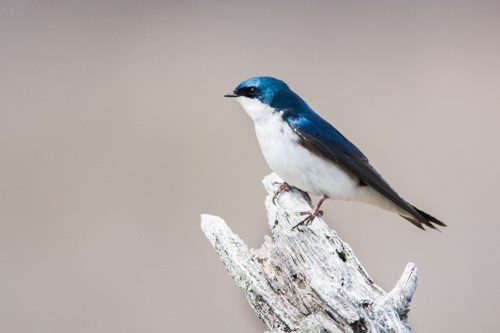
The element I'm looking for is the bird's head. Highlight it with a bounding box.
[225,76,305,122]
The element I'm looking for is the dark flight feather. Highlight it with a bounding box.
[283,110,446,230]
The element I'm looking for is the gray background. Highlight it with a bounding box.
[1,1,499,332]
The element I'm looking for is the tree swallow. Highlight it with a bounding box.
[225,76,445,230]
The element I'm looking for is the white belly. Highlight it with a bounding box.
[254,114,359,200]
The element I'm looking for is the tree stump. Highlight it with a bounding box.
[201,173,417,333]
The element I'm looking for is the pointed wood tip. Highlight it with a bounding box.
[388,263,418,315]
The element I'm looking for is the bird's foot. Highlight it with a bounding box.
[291,195,328,231]
[292,208,324,230]
[272,182,291,204]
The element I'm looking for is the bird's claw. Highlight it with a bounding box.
[292,209,324,230]
[272,182,291,204]
[297,210,323,217]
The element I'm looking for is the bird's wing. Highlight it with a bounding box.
[285,112,438,229]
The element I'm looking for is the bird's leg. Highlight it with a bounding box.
[272,182,291,204]
[292,195,328,230]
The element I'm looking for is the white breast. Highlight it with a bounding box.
[235,96,359,199]
[253,112,362,200]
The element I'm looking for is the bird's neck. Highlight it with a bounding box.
[236,97,278,123]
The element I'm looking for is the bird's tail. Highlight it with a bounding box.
[400,205,446,230]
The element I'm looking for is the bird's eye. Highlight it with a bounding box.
[248,87,258,96]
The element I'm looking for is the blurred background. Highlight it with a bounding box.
[1,0,499,332]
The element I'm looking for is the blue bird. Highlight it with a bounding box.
[225,76,445,230]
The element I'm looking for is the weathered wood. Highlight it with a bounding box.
[201,173,417,333]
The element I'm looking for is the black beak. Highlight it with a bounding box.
[224,93,238,98]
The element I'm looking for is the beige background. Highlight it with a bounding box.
[1,1,499,332]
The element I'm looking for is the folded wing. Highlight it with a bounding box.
[284,111,445,230]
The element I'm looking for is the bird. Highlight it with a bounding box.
[224,76,445,230]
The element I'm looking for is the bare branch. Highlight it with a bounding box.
[201,173,417,333]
